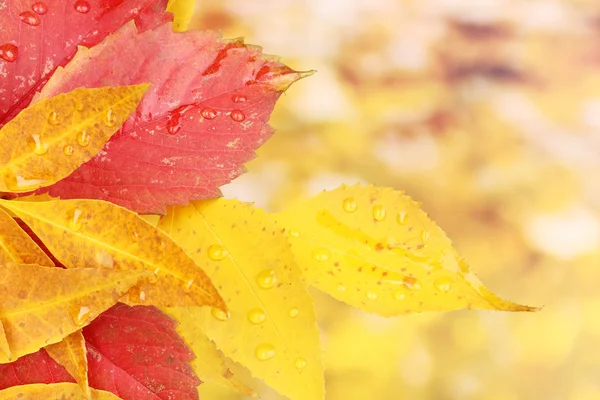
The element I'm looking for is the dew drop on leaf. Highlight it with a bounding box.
[342,197,357,212]
[255,343,276,361]
[288,308,299,318]
[201,107,217,120]
[372,204,387,221]
[182,279,194,293]
[366,291,378,300]
[31,2,47,14]
[256,269,277,289]
[74,306,90,326]
[207,244,228,261]
[74,0,90,13]
[393,290,406,301]
[63,144,74,156]
[27,134,49,155]
[230,110,245,122]
[337,284,347,292]
[294,358,307,370]
[19,11,41,26]
[211,307,230,321]
[397,211,408,224]
[104,108,117,127]
[248,308,266,324]
[47,111,60,125]
[232,94,247,103]
[289,230,300,238]
[0,43,18,62]
[434,276,453,292]
[421,230,431,244]
[77,130,90,147]
[312,247,330,262]
[139,291,146,301]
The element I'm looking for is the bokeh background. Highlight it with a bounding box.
[189,1,600,399]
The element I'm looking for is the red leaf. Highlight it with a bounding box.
[0,350,75,388]
[33,22,310,214]
[0,0,170,127]
[83,303,200,400]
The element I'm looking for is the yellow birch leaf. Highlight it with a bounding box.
[275,184,538,316]
[164,307,256,397]
[0,199,225,309]
[0,85,149,193]
[0,207,54,267]
[0,263,148,362]
[45,331,89,396]
[159,200,325,400]
[0,321,10,363]
[167,0,195,31]
[0,383,120,400]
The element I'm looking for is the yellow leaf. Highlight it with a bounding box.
[0,263,147,362]
[0,383,120,400]
[164,307,256,397]
[0,321,10,363]
[0,199,225,309]
[0,85,149,193]
[45,331,89,396]
[0,207,54,267]
[167,0,195,31]
[159,200,325,400]
[275,184,538,316]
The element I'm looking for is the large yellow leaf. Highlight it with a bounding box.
[0,263,147,362]
[275,184,538,316]
[0,383,120,400]
[0,85,148,193]
[159,200,324,400]
[0,207,54,267]
[0,199,225,309]
[164,307,256,397]
[0,321,9,363]
[45,331,89,396]
[167,0,195,31]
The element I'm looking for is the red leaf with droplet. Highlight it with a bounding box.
[0,349,75,388]
[31,22,310,214]
[0,0,170,127]
[84,303,200,400]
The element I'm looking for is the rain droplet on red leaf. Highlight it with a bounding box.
[19,11,41,26]
[74,0,91,13]
[31,1,48,14]
[0,43,18,62]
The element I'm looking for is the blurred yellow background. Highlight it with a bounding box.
[189,1,600,399]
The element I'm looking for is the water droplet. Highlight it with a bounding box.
[434,276,453,292]
[47,111,60,125]
[207,244,228,261]
[294,358,307,370]
[336,284,346,292]
[248,308,266,324]
[75,306,90,326]
[230,110,245,122]
[256,269,277,289]
[366,291,378,300]
[289,230,300,238]
[312,247,330,262]
[104,108,117,127]
[421,230,430,244]
[26,134,48,155]
[0,43,18,62]
[342,197,357,212]
[63,145,74,156]
[372,204,386,221]
[288,308,299,318]
[74,0,90,13]
[393,290,406,301]
[397,211,408,224]
[130,229,140,242]
[12,176,46,190]
[77,130,90,147]
[211,308,230,321]
[255,343,276,361]
[149,268,159,283]
[32,2,48,14]
[139,291,146,301]
[403,276,421,290]
[19,11,41,26]
[166,118,181,135]
[183,279,194,293]
[201,107,217,120]
[69,208,83,231]
[232,94,247,103]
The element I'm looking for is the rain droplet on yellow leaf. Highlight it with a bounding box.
[0,207,54,267]
[0,382,120,400]
[275,184,538,316]
[0,199,225,309]
[0,85,149,193]
[45,331,89,396]
[159,199,324,400]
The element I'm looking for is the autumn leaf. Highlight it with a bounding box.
[84,303,200,400]
[167,0,195,31]
[31,22,312,213]
[159,200,325,400]
[275,184,538,316]
[0,350,74,388]
[0,199,225,308]
[0,264,148,362]
[0,382,119,400]
[0,322,10,364]
[0,85,149,193]
[45,331,89,396]
[0,208,53,267]
[164,307,256,397]
[0,0,169,127]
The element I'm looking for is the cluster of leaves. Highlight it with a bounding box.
[0,1,536,399]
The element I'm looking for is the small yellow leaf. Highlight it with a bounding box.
[167,0,195,31]
[0,264,147,362]
[0,207,54,267]
[0,383,120,400]
[0,199,225,309]
[159,200,324,400]
[45,331,89,396]
[275,184,538,316]
[0,321,10,363]
[164,307,256,397]
[0,85,149,193]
